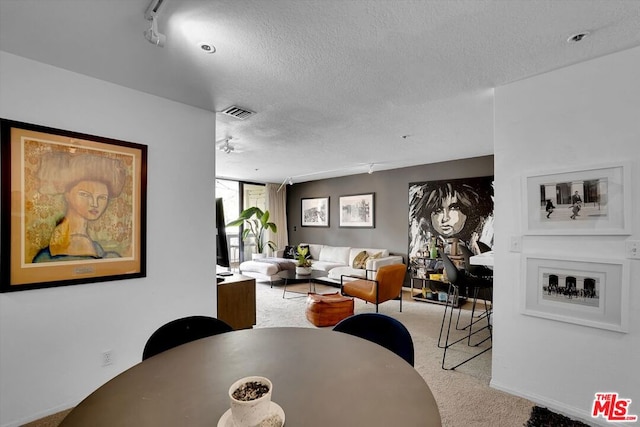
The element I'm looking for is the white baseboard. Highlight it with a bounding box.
[489,380,630,427]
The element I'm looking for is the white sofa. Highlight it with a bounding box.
[239,243,404,286]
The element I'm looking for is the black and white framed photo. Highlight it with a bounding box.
[301,197,329,227]
[522,255,629,333]
[339,193,374,228]
[522,162,631,235]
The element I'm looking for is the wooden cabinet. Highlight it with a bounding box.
[217,274,256,330]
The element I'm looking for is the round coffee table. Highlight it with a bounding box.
[277,269,328,298]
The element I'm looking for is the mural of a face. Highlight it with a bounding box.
[408,176,494,258]
[430,194,467,238]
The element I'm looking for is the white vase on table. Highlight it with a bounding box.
[228,376,273,426]
[296,266,312,275]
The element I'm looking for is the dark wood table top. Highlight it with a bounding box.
[277,268,328,282]
[60,327,441,427]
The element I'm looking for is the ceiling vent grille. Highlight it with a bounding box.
[220,106,256,120]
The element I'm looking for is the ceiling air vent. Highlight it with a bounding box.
[220,106,256,120]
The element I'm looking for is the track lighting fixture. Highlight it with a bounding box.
[368,163,374,174]
[144,0,167,47]
[288,177,293,186]
[217,138,235,154]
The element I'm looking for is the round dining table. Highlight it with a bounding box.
[60,327,441,427]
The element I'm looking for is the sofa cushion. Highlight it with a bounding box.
[352,250,369,269]
[240,260,280,276]
[328,266,367,280]
[348,248,389,267]
[368,252,382,261]
[312,260,346,272]
[319,246,350,264]
[282,245,296,259]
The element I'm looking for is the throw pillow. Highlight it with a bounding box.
[368,252,382,260]
[352,250,369,269]
[283,246,296,259]
[298,244,312,259]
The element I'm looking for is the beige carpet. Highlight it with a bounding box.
[257,281,534,427]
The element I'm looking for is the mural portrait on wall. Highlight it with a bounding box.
[408,176,494,258]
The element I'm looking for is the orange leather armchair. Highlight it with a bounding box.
[341,264,406,312]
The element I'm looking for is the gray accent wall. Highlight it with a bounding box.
[286,155,494,261]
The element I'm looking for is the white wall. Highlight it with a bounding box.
[492,46,640,425]
[0,52,218,426]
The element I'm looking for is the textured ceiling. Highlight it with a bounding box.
[1,0,640,184]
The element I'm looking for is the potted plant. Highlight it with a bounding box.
[228,376,273,426]
[227,207,277,259]
[295,245,312,275]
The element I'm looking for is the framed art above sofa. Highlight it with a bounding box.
[301,197,329,227]
[339,193,374,228]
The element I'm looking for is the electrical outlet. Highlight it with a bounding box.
[102,350,113,366]
[510,236,522,252]
[626,240,640,259]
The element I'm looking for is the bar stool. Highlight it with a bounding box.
[438,254,492,370]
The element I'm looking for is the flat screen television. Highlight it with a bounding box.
[216,198,230,268]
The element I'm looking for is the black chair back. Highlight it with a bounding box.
[442,254,459,285]
[333,313,414,366]
[143,316,233,360]
[477,241,492,253]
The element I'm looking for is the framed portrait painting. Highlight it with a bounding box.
[301,197,329,227]
[339,193,374,228]
[522,162,631,235]
[522,255,629,333]
[1,119,147,292]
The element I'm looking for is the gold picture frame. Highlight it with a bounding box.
[1,119,147,292]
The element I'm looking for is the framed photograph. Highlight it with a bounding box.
[301,197,329,227]
[1,119,147,292]
[522,162,631,235]
[522,255,629,333]
[339,193,375,228]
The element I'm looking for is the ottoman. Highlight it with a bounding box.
[306,292,354,327]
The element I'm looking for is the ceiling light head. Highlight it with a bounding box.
[288,177,293,186]
[567,32,589,43]
[199,42,216,54]
[368,164,374,174]
[218,138,234,154]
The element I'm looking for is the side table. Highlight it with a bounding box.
[217,273,256,329]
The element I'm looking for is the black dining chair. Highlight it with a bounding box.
[142,315,233,360]
[333,313,414,366]
[438,254,492,370]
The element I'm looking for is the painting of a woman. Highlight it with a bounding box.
[32,153,127,262]
[409,177,494,258]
